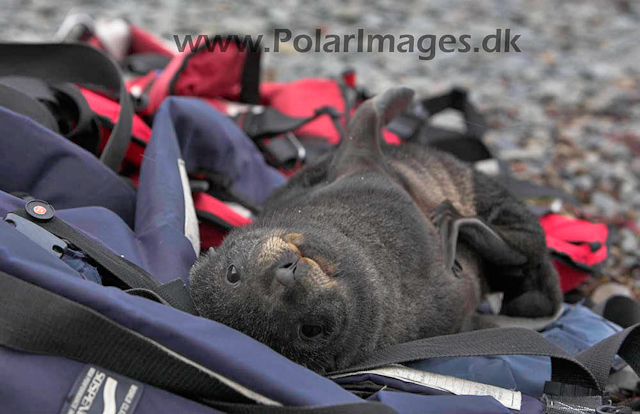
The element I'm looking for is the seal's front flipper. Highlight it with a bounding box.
[431,199,560,318]
[431,200,527,273]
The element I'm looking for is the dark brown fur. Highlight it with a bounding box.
[190,87,562,373]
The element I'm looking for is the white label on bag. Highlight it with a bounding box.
[332,365,522,411]
[60,366,143,414]
[178,158,200,256]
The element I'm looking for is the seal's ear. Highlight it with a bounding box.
[329,86,414,179]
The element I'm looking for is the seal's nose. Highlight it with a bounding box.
[275,261,298,287]
[257,233,309,287]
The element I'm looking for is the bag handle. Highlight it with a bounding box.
[0,42,132,172]
[574,323,640,392]
[421,87,489,140]
[328,326,601,392]
[0,82,60,131]
[386,87,488,146]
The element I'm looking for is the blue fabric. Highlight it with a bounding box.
[60,248,102,284]
[153,97,286,206]
[0,107,136,226]
[0,101,360,410]
[408,304,623,397]
[0,211,362,408]
[369,393,514,414]
[57,206,147,270]
[0,347,223,414]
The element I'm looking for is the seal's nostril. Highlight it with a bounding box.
[275,266,296,287]
[272,247,304,287]
[280,262,296,269]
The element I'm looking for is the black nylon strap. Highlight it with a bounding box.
[0,271,394,413]
[242,106,341,140]
[420,89,462,115]
[51,82,100,155]
[388,87,489,144]
[329,327,600,391]
[125,282,199,317]
[0,271,266,404]
[496,170,580,206]
[260,135,305,168]
[12,209,198,315]
[157,278,200,315]
[241,106,343,168]
[0,76,101,155]
[0,43,132,172]
[387,88,579,204]
[239,49,261,105]
[124,52,172,75]
[575,323,640,392]
[418,88,488,142]
[0,82,60,131]
[0,75,59,103]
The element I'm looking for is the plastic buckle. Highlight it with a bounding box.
[284,132,306,169]
[597,405,632,414]
[260,133,306,169]
[4,213,68,258]
[129,85,149,113]
[543,381,602,397]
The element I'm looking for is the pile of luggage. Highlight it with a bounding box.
[0,15,637,414]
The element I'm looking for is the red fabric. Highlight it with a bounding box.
[194,192,253,249]
[128,25,174,57]
[199,222,228,249]
[79,88,152,168]
[144,43,246,116]
[127,172,140,187]
[382,129,401,145]
[342,70,356,88]
[86,35,104,51]
[278,167,301,178]
[553,259,591,293]
[143,52,187,116]
[539,214,609,267]
[539,213,609,293]
[260,79,346,145]
[172,43,245,100]
[193,192,252,228]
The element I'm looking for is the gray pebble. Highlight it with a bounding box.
[591,191,621,216]
[620,228,639,253]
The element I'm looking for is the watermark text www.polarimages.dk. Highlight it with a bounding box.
[174,29,521,61]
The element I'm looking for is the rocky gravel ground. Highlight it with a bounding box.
[3,0,640,296]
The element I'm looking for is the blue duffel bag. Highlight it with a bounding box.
[1,43,640,414]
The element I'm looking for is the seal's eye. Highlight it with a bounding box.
[226,265,240,285]
[299,324,324,340]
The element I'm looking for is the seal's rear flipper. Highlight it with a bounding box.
[330,86,414,180]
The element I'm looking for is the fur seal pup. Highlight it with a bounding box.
[190,87,562,373]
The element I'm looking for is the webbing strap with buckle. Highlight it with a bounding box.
[7,200,198,315]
